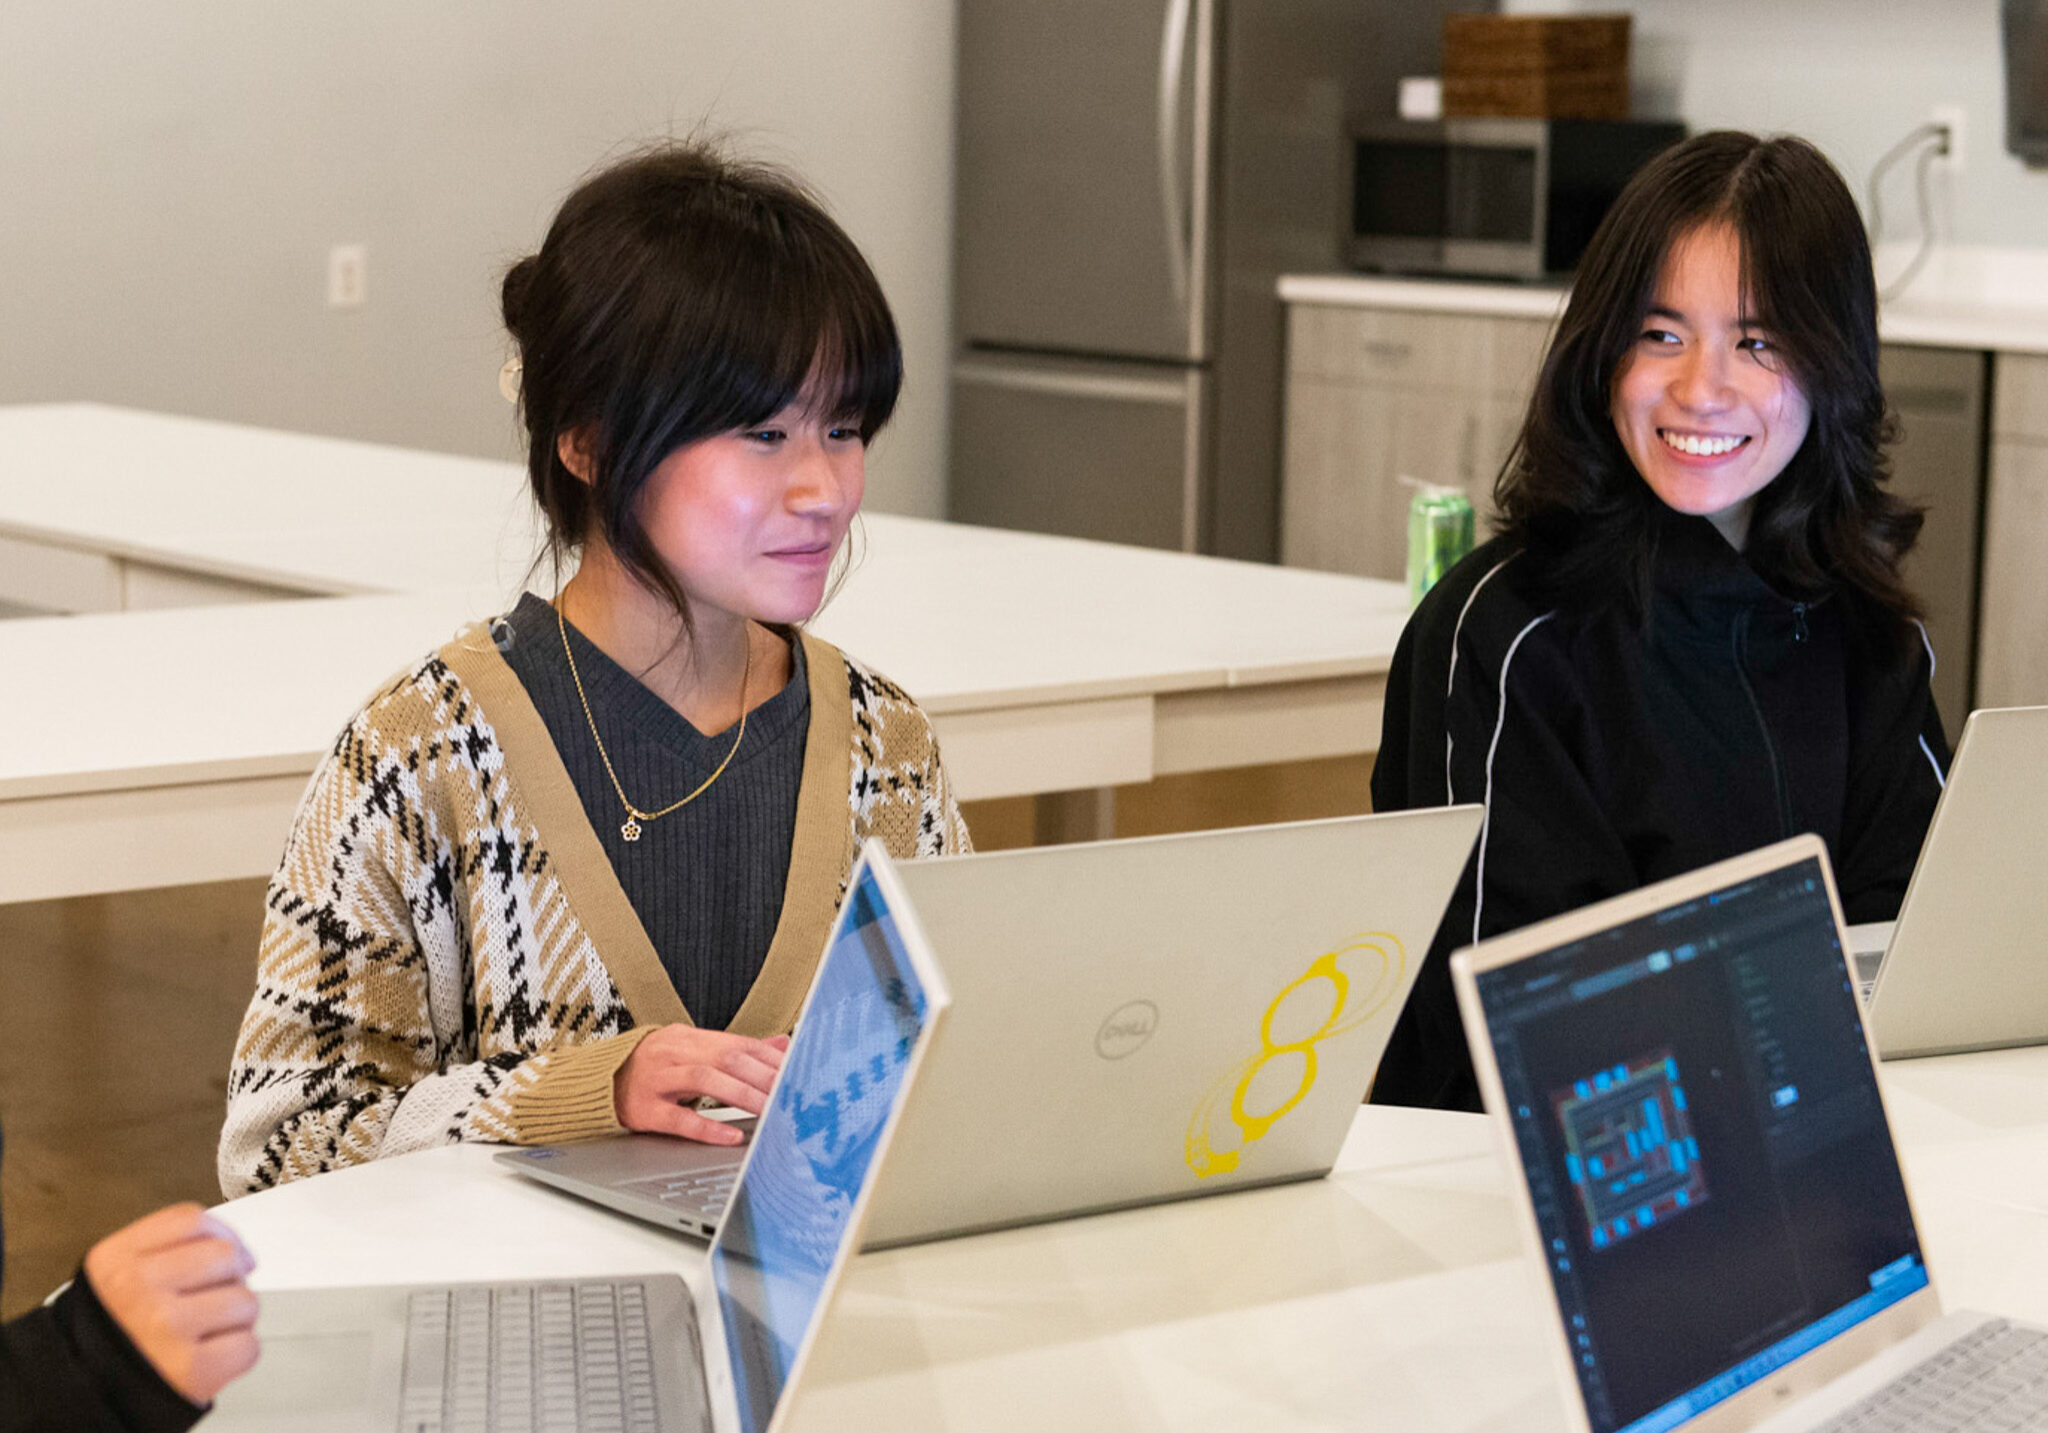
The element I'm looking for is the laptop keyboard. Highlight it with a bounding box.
[398,1279,694,1433]
[1817,1320,2048,1431]
[617,1166,739,1222]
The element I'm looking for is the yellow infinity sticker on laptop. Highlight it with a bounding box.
[1185,934,1406,1179]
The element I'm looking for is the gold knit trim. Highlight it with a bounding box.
[725,630,857,1037]
[508,1028,657,1143]
[439,626,689,1028]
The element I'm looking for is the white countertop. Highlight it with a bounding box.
[0,403,548,596]
[0,405,1411,801]
[1278,272,1570,321]
[0,404,1412,899]
[0,524,1411,803]
[1878,294,2048,354]
[214,1108,1557,1432]
[0,407,1409,705]
[207,1048,2048,1432]
[1281,244,2048,355]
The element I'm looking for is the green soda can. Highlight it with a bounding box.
[1405,482,1475,608]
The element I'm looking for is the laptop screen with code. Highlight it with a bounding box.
[1473,856,1925,1433]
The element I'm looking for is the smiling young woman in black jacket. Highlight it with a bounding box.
[1371,132,1949,1112]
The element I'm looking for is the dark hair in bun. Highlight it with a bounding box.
[502,141,901,624]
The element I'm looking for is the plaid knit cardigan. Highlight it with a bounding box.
[219,624,969,1197]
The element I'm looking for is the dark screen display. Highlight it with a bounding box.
[1446,147,1537,242]
[1354,141,1537,244]
[1475,858,1924,1433]
[1354,141,1448,239]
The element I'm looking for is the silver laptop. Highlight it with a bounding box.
[860,805,1481,1244]
[504,806,1482,1247]
[1453,834,2048,1433]
[496,1122,750,1239]
[207,850,949,1433]
[1868,705,2048,1059]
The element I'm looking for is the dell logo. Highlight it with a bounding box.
[1096,1000,1159,1060]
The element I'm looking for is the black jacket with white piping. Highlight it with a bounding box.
[1369,509,1949,1112]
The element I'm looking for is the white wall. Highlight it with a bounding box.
[1501,0,2048,254]
[0,2,956,517]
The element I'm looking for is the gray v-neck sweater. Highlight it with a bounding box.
[496,593,808,1030]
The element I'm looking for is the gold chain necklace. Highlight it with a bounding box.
[556,605,750,842]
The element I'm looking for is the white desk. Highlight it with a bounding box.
[0,405,1410,902]
[211,1050,2048,1432]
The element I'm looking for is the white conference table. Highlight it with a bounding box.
[0,405,1411,903]
[212,1049,2048,1432]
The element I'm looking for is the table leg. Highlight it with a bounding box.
[1032,788,1117,845]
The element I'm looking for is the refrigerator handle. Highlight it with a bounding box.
[953,358,1189,406]
[1157,0,1193,311]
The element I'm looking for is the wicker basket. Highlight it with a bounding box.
[1442,13,1631,120]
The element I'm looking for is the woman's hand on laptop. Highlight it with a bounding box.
[82,1202,261,1406]
[614,1026,790,1143]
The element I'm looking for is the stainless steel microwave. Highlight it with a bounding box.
[1350,118,1685,280]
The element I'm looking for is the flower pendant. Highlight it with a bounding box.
[621,817,642,842]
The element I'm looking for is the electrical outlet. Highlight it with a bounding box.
[327,244,367,309]
[1930,104,1966,173]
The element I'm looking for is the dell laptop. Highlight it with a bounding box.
[858,804,1483,1244]
[1453,834,2048,1433]
[504,806,1482,1248]
[208,849,949,1433]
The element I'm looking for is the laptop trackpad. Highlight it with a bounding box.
[243,1331,376,1402]
[209,1324,398,1431]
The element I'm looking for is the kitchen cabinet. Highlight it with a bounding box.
[1281,303,1550,580]
[1982,353,2048,708]
[1882,345,1987,734]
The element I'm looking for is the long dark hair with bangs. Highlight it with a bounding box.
[1496,130,1923,634]
[501,141,901,626]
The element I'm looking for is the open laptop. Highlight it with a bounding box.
[208,849,949,1433]
[503,805,1483,1246]
[1452,834,2048,1433]
[1867,705,2048,1058]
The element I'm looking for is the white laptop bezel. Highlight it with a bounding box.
[697,839,953,1433]
[1450,833,1943,1433]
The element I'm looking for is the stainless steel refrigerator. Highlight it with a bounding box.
[948,0,1469,561]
